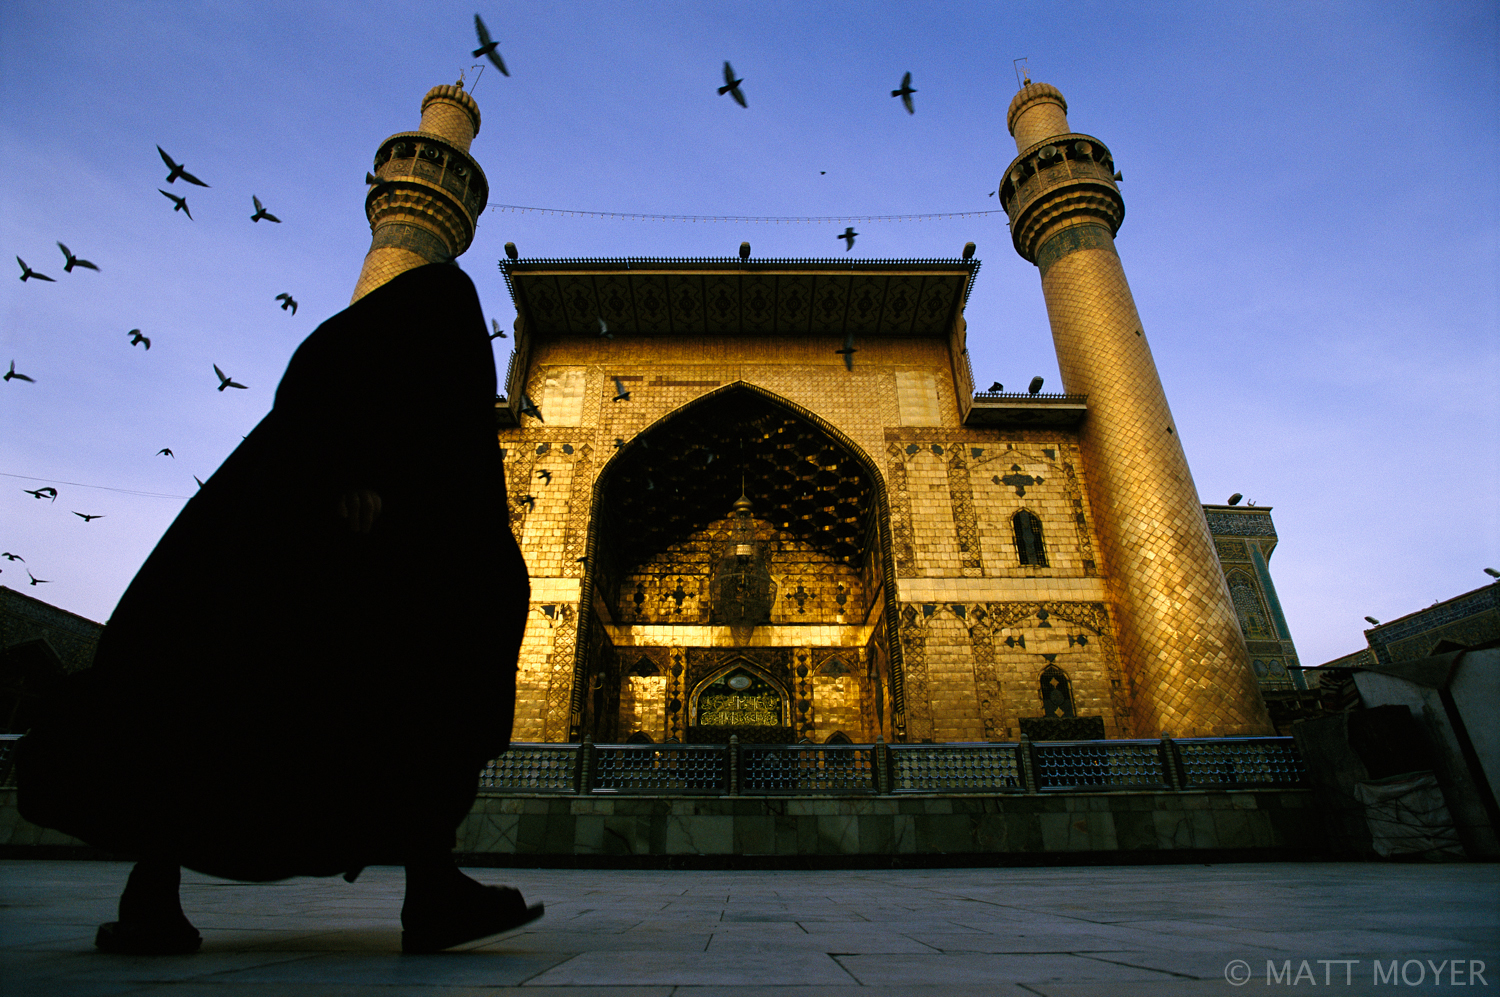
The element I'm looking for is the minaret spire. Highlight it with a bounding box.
[351,82,490,302]
[1000,82,1272,737]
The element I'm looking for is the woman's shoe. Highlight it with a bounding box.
[401,883,544,953]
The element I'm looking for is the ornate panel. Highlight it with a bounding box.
[630,273,671,333]
[878,273,920,334]
[774,274,814,333]
[884,442,916,573]
[916,275,956,327]
[946,449,982,574]
[898,604,934,741]
[703,273,740,331]
[558,273,601,330]
[810,274,849,327]
[845,274,888,334]
[595,273,633,330]
[741,274,776,334]
[666,273,705,330]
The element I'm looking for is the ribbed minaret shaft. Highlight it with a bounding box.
[1001,82,1271,737]
[351,83,490,303]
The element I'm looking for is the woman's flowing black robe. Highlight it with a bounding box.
[17,264,529,881]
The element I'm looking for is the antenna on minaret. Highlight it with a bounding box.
[1013,57,1031,90]
[459,64,486,94]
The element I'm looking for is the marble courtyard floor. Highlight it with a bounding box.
[1,860,1496,996]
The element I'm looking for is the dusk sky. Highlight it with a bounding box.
[2,1,1496,669]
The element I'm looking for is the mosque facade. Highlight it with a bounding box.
[357,80,1278,746]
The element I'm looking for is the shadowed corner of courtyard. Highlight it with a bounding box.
[2,861,1498,996]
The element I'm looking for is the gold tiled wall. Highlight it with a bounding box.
[498,336,1127,743]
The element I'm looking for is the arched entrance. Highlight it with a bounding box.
[571,382,906,744]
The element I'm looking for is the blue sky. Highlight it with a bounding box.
[2,1,1497,668]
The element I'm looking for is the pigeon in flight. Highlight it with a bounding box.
[157,146,210,186]
[836,332,857,371]
[490,319,507,340]
[988,382,1004,392]
[27,571,49,586]
[250,196,281,223]
[472,15,510,76]
[128,329,151,350]
[276,293,298,315]
[518,393,543,421]
[597,317,613,340]
[6,361,36,382]
[612,377,631,402]
[1,552,21,561]
[16,257,54,282]
[57,243,100,272]
[23,486,57,501]
[73,512,104,522]
[157,448,174,458]
[891,71,916,114]
[718,61,747,107]
[518,494,535,511]
[213,365,247,391]
[837,227,858,251]
[537,469,552,484]
[159,189,193,219]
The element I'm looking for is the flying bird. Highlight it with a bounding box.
[158,189,193,219]
[23,486,57,501]
[6,361,36,383]
[1,552,23,561]
[490,319,507,340]
[518,393,543,421]
[597,317,614,341]
[537,469,552,484]
[56,243,99,272]
[213,364,247,391]
[250,196,281,223]
[612,377,631,402]
[1028,376,1044,394]
[718,61,747,107]
[276,293,298,315]
[836,332,857,371]
[127,329,151,350]
[27,571,49,586]
[157,146,210,187]
[1227,493,1243,506]
[16,257,54,282]
[891,71,916,114]
[1364,616,1380,625]
[837,227,858,251]
[73,512,104,522]
[518,494,535,511]
[157,448,174,458]
[472,15,510,76]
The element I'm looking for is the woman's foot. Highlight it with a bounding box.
[96,860,202,955]
[401,865,543,954]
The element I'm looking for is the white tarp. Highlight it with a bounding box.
[1353,770,1464,858]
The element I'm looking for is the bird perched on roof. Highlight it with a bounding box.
[597,317,614,341]
[127,329,151,350]
[518,393,543,421]
[16,257,54,282]
[1364,616,1380,625]
[157,448,174,458]
[27,571,49,586]
[504,242,518,260]
[891,71,916,114]
[838,227,858,251]
[718,61,747,107]
[213,365,247,391]
[276,293,298,315]
[250,196,281,223]
[1028,376,1044,394]
[740,242,751,260]
[836,332,858,371]
[490,319,507,340]
[157,146,209,187]
[988,382,1003,392]
[1,552,22,561]
[23,486,57,501]
[612,377,631,402]
[159,189,193,219]
[74,512,105,522]
[1227,493,1243,506]
[472,15,510,76]
[963,242,976,260]
[57,243,100,272]
[1485,568,1500,579]
[6,361,36,383]
[537,469,552,484]
[613,438,623,449]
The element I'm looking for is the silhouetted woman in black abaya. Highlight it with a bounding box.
[19,263,540,954]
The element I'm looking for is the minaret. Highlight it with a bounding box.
[351,82,490,303]
[1000,82,1272,737]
